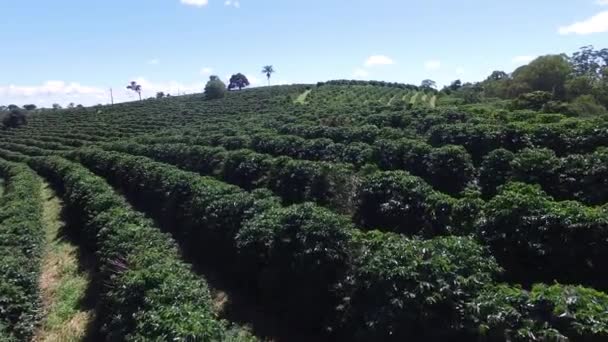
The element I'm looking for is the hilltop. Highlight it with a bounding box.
[0,79,607,341]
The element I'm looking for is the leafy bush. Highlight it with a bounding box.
[355,171,479,236]
[511,91,553,111]
[479,148,515,198]
[204,75,227,100]
[2,109,28,129]
[0,160,43,341]
[465,284,608,341]
[338,231,500,341]
[30,156,228,340]
[236,203,354,327]
[479,182,608,288]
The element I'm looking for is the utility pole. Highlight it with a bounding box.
[110,88,114,106]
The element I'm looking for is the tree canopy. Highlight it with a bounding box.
[204,75,227,100]
[228,73,250,91]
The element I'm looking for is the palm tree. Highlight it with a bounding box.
[126,81,142,101]
[262,65,275,86]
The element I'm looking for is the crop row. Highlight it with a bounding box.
[69,148,608,341]
[480,147,608,204]
[0,159,44,341]
[135,132,475,196]
[29,156,244,341]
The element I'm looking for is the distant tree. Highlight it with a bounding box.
[68,102,75,109]
[2,108,27,129]
[512,55,572,99]
[570,45,608,79]
[448,79,462,91]
[23,104,37,111]
[511,91,553,111]
[0,106,7,112]
[487,71,509,81]
[156,91,165,99]
[565,76,596,100]
[76,104,84,109]
[420,79,436,91]
[204,75,227,100]
[126,81,143,100]
[52,103,62,110]
[228,73,250,91]
[568,95,607,117]
[7,104,19,110]
[262,65,275,86]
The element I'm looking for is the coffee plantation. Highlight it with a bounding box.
[0,81,607,341]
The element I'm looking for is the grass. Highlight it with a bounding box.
[294,89,312,104]
[409,91,420,105]
[34,183,94,342]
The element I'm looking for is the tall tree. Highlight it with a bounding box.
[512,55,572,98]
[228,73,250,91]
[204,75,227,100]
[23,104,37,111]
[262,65,275,86]
[571,45,608,79]
[126,81,143,101]
[420,79,436,90]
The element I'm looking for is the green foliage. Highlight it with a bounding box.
[466,284,608,341]
[480,147,608,205]
[0,160,44,341]
[355,171,480,236]
[2,109,28,129]
[236,203,354,325]
[228,73,250,91]
[30,156,228,340]
[512,55,572,98]
[568,94,607,117]
[511,91,553,111]
[2,78,608,341]
[340,231,500,341]
[204,75,227,100]
[480,182,608,288]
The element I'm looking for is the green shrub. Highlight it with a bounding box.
[465,284,608,341]
[236,203,354,326]
[0,160,43,341]
[204,75,227,100]
[339,232,500,341]
[479,182,608,288]
[479,148,515,198]
[30,156,228,340]
[355,171,478,236]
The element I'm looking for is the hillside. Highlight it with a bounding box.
[1,82,608,341]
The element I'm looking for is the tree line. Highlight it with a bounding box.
[441,46,608,116]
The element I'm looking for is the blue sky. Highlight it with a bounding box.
[1,0,607,106]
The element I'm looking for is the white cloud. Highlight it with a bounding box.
[364,55,395,67]
[225,0,240,8]
[147,58,160,65]
[180,0,209,7]
[200,67,214,75]
[512,55,536,64]
[245,74,260,86]
[558,11,608,35]
[0,81,107,107]
[597,0,608,5]
[424,60,441,71]
[456,67,465,75]
[0,78,207,107]
[129,77,202,97]
[353,68,370,78]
